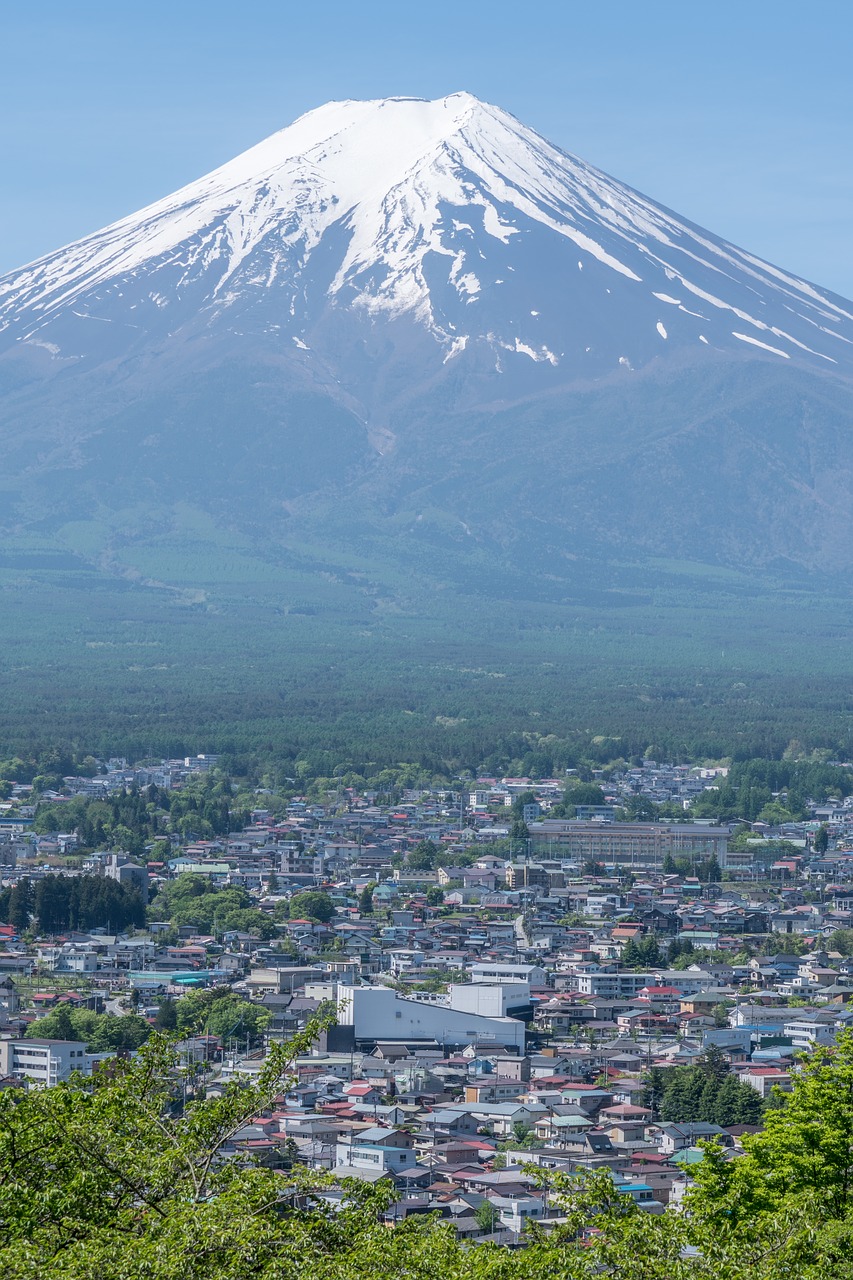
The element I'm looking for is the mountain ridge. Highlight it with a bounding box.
[2,93,851,385]
[0,90,852,595]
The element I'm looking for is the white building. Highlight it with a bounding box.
[334,1127,417,1175]
[574,971,654,998]
[469,963,547,987]
[337,985,525,1052]
[574,969,716,998]
[447,982,531,1019]
[0,1038,92,1085]
[37,946,98,974]
[783,1011,843,1049]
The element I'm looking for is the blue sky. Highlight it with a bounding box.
[2,0,851,295]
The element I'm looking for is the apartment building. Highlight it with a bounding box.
[528,821,729,869]
[0,1038,90,1085]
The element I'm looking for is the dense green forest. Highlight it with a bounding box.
[2,535,853,777]
[0,875,145,934]
[642,1048,764,1126]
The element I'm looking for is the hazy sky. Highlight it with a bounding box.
[2,0,851,295]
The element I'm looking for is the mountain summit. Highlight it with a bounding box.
[2,93,850,384]
[1,94,852,581]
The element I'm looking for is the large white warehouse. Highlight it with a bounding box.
[337,985,525,1053]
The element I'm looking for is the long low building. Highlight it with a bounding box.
[0,1038,110,1085]
[337,984,525,1053]
[528,820,729,869]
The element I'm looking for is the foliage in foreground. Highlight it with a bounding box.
[4,1020,853,1278]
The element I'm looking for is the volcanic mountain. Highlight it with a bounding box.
[1,92,852,582]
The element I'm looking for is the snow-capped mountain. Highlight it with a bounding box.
[1,92,851,387]
[1,94,853,580]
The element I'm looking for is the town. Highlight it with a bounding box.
[2,747,853,1243]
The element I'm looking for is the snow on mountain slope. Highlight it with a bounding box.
[1,92,852,383]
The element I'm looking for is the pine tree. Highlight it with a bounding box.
[51,1003,75,1041]
[8,878,33,933]
[713,1073,741,1126]
[697,1076,720,1123]
[732,1078,763,1125]
[358,884,374,914]
[661,1071,692,1122]
[698,1045,729,1084]
[638,934,662,967]
[642,1066,671,1117]
[155,998,178,1031]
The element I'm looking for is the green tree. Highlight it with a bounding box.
[155,997,179,1031]
[712,1001,731,1028]
[618,795,661,822]
[713,1072,763,1126]
[219,908,277,940]
[474,1200,500,1233]
[829,929,853,956]
[406,839,438,871]
[510,789,538,816]
[286,891,335,923]
[562,782,606,809]
[729,1029,853,1215]
[636,933,662,967]
[7,878,33,933]
[87,1013,152,1053]
[814,824,830,854]
[49,1002,75,1041]
[175,986,271,1043]
[357,883,375,915]
[698,854,722,883]
[642,1066,671,1117]
[511,1120,534,1144]
[26,1007,151,1053]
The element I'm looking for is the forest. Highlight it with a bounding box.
[642,1048,764,1126]
[0,874,145,934]
[2,536,853,781]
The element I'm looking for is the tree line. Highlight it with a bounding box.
[0,874,145,934]
[33,777,251,855]
[643,1048,764,1126]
